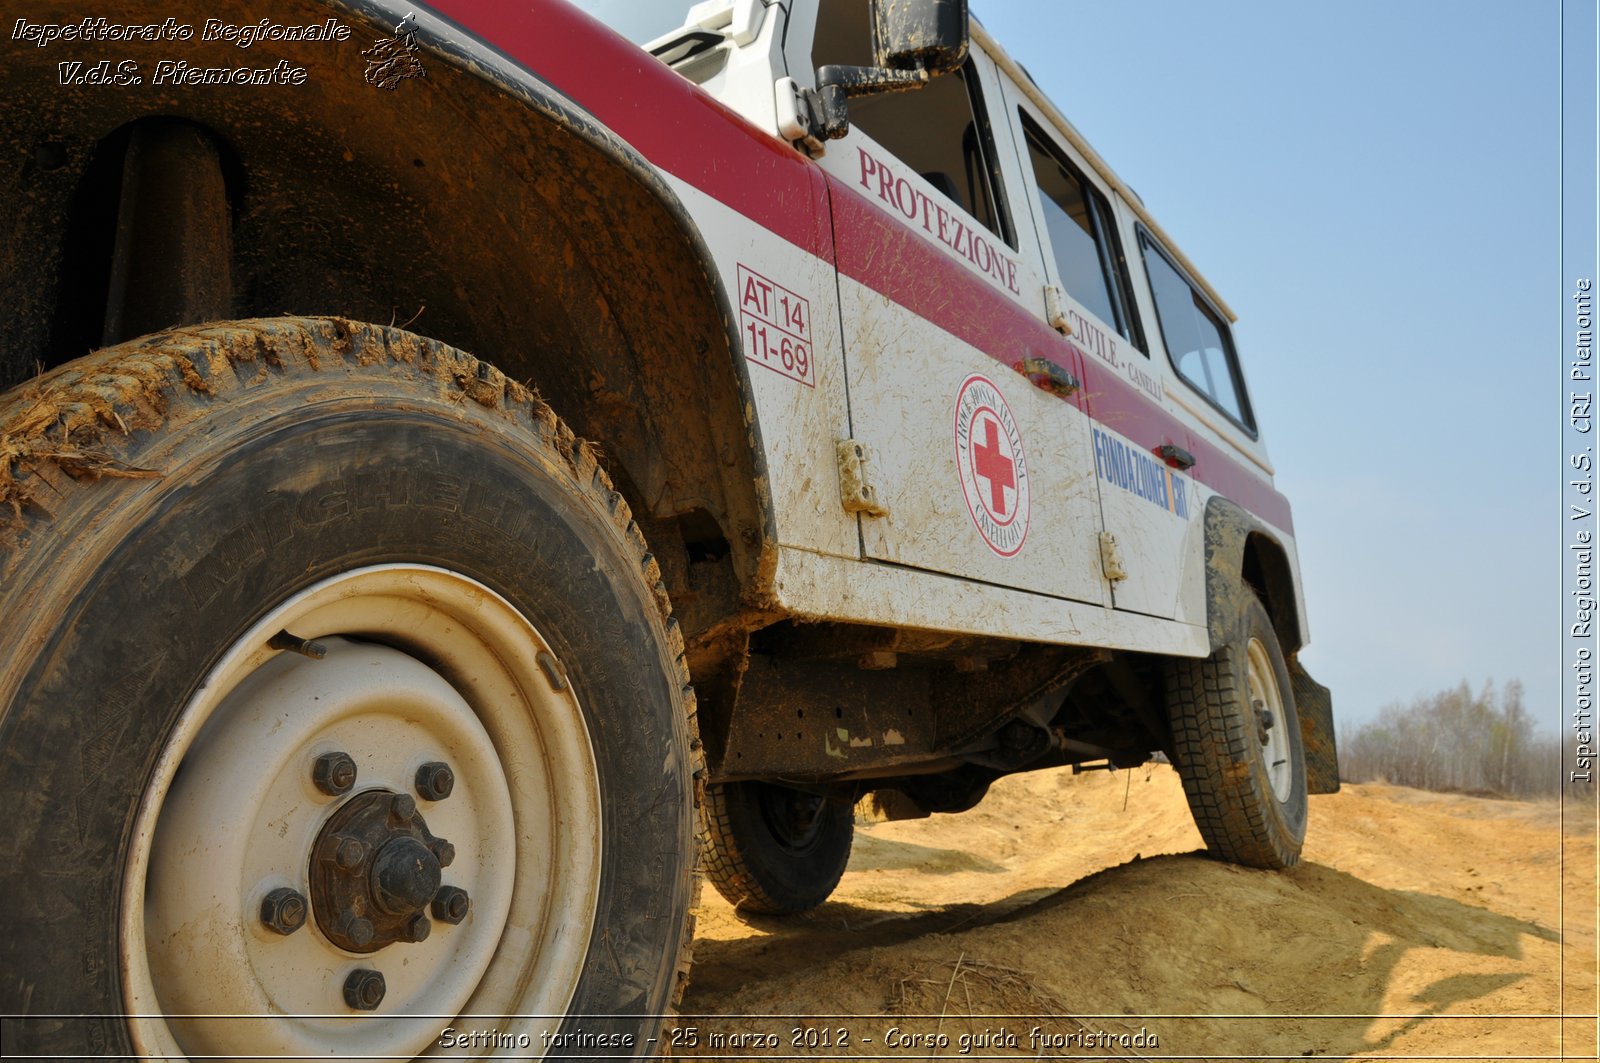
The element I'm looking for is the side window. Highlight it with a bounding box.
[1140,232,1255,430]
[1022,116,1139,345]
[813,0,1013,246]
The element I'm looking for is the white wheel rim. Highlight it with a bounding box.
[1246,637,1293,803]
[121,565,601,1061]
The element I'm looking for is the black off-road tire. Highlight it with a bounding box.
[1167,594,1308,869]
[704,782,854,914]
[0,318,702,1059]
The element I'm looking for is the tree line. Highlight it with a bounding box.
[1337,679,1582,798]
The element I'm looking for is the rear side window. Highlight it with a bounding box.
[1022,117,1137,344]
[1140,232,1254,431]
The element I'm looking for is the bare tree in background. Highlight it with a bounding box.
[1340,679,1572,797]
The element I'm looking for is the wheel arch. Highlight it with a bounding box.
[1200,496,1303,654]
[2,0,775,604]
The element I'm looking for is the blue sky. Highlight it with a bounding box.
[975,1,1559,731]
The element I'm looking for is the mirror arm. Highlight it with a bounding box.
[816,63,931,100]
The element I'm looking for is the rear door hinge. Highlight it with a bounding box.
[1099,531,1128,583]
[837,439,889,517]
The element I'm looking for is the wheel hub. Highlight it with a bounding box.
[310,789,456,952]
[122,547,602,1059]
[1255,699,1275,744]
[1246,638,1293,803]
[757,784,829,853]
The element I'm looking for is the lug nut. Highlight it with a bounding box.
[333,913,375,948]
[431,839,456,868]
[259,887,307,936]
[312,752,357,796]
[334,836,366,870]
[343,968,386,1010]
[406,914,432,942]
[432,885,470,925]
[415,761,455,801]
[388,793,417,825]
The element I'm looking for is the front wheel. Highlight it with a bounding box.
[1167,594,1308,869]
[0,319,700,1059]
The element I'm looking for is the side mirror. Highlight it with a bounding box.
[805,0,970,147]
[873,0,968,77]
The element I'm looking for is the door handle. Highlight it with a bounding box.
[1156,443,1196,470]
[1014,356,1080,398]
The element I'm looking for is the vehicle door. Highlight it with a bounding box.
[808,0,1108,606]
[1000,83,1196,620]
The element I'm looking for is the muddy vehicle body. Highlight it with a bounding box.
[0,0,1335,1056]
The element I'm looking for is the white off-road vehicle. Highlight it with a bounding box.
[0,0,1335,1057]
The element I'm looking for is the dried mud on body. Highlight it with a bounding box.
[681,765,1597,1061]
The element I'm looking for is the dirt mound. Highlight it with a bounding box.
[681,765,1595,1061]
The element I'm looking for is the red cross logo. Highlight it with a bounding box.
[972,415,1015,517]
[954,374,1029,557]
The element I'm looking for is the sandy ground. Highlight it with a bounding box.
[677,765,1598,1061]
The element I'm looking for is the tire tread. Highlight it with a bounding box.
[1167,599,1303,870]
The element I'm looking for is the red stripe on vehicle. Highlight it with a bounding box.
[826,178,1091,413]
[1076,360,1293,533]
[429,0,834,258]
[827,176,1293,533]
[431,0,1292,535]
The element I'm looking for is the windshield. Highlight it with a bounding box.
[568,0,693,47]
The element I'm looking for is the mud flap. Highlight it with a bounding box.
[1289,657,1339,793]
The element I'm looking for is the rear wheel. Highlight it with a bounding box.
[0,318,701,1059]
[704,781,854,914]
[1167,593,1307,869]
